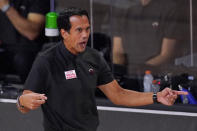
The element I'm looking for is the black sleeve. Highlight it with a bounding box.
[24,56,48,93]
[29,0,50,15]
[97,54,114,86]
[111,7,128,37]
[163,3,183,39]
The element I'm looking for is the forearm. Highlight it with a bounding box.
[5,7,44,40]
[146,38,177,66]
[99,80,181,107]
[112,36,126,65]
[99,80,154,106]
[146,54,170,66]
[113,88,154,107]
[113,53,126,65]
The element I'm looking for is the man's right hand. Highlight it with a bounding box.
[19,92,47,110]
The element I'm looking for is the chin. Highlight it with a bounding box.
[81,47,86,52]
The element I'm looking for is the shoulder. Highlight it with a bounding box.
[85,46,101,55]
[83,47,103,61]
[36,42,60,63]
[82,47,110,69]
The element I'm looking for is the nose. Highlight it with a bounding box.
[82,31,89,39]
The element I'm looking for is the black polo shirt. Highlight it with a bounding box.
[24,41,114,131]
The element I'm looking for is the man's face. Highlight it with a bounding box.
[63,15,90,55]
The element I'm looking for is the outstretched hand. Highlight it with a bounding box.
[157,88,188,106]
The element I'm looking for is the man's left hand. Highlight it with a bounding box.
[157,88,188,106]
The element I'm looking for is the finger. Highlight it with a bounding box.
[40,95,47,100]
[174,91,188,95]
[169,90,173,96]
[170,91,178,99]
[170,93,177,102]
[29,105,41,110]
[164,88,173,95]
[166,94,172,103]
[32,104,41,108]
[33,94,47,100]
[170,96,176,104]
[33,99,46,105]
[32,104,43,109]
[166,94,176,105]
[40,94,47,100]
[172,94,177,100]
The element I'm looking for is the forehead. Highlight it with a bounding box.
[69,15,90,28]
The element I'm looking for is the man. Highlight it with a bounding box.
[17,8,187,131]
[113,0,183,74]
[0,0,49,83]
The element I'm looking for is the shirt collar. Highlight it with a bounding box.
[58,41,86,61]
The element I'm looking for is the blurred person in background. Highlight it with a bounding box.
[0,0,50,83]
[113,0,184,75]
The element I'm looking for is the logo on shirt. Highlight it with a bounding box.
[88,68,94,75]
[64,70,77,80]
[152,21,159,29]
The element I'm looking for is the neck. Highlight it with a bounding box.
[141,0,151,6]
[63,40,78,55]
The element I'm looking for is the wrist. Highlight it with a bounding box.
[153,92,159,104]
[16,95,25,109]
[1,4,10,13]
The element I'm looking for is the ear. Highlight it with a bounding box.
[60,29,69,39]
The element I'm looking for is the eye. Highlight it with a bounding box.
[76,28,82,32]
[86,27,90,32]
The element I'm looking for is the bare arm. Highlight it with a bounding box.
[98,80,153,106]
[112,36,126,65]
[17,90,47,114]
[146,38,177,66]
[98,80,187,107]
[0,0,45,40]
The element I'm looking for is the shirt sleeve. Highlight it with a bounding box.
[24,56,48,93]
[112,7,128,37]
[97,54,114,86]
[29,0,50,15]
[163,3,184,40]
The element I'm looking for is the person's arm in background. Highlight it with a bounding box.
[17,90,47,113]
[112,7,128,66]
[146,1,181,66]
[146,38,177,66]
[0,0,45,40]
[112,36,126,65]
[113,36,177,66]
[98,80,187,106]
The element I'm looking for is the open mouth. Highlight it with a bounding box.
[79,41,87,48]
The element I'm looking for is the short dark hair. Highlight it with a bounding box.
[57,7,89,33]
